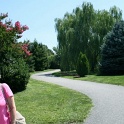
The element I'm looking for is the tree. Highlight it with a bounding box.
[85,6,122,73]
[55,2,95,71]
[0,13,30,92]
[55,3,122,73]
[55,13,75,71]
[49,46,60,69]
[29,40,48,71]
[99,20,124,75]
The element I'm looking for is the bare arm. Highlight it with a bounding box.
[7,96,16,124]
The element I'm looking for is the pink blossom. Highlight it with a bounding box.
[0,22,7,28]
[15,21,20,27]
[15,21,21,30]
[25,50,32,56]
[0,22,2,24]
[21,44,32,56]
[6,27,13,32]
[22,25,29,31]
[18,29,24,34]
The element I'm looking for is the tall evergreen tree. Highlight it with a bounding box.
[99,20,124,75]
[29,40,48,71]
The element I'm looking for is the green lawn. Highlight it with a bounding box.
[14,78,92,124]
[53,71,124,86]
[15,70,123,124]
[75,75,124,86]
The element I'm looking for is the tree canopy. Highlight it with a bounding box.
[55,2,122,73]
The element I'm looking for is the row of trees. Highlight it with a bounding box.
[76,19,124,77]
[25,39,60,72]
[1,2,124,92]
[55,2,122,73]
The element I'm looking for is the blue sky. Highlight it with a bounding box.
[0,0,124,50]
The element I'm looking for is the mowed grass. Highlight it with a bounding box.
[14,78,92,124]
[76,75,124,86]
[53,71,124,86]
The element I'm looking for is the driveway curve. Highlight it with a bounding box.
[31,69,124,124]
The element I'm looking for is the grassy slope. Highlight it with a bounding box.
[14,78,92,124]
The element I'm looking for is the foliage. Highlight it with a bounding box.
[76,52,89,77]
[99,20,124,75]
[25,55,35,72]
[48,46,60,69]
[25,39,58,72]
[48,55,60,69]
[55,2,122,73]
[0,13,30,92]
[1,57,30,93]
[28,40,48,71]
[21,40,35,72]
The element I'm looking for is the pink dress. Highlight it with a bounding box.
[0,83,13,124]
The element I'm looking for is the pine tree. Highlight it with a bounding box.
[99,20,124,75]
[29,40,48,71]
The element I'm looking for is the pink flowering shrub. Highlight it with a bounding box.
[0,13,31,92]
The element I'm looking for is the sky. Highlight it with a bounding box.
[0,0,124,50]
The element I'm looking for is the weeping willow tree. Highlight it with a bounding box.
[73,2,95,71]
[55,2,95,71]
[55,12,76,71]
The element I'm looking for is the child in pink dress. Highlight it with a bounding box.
[0,83,16,124]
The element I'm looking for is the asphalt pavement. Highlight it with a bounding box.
[31,69,124,124]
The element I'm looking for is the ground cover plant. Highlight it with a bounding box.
[14,78,92,124]
[53,71,124,86]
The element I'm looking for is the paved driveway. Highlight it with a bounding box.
[31,70,124,124]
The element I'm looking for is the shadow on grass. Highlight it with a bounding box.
[53,70,78,77]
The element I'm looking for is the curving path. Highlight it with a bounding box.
[31,70,124,124]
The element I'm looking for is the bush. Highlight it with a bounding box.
[76,52,89,77]
[1,56,30,93]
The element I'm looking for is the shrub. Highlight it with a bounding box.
[1,56,30,93]
[76,52,89,77]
